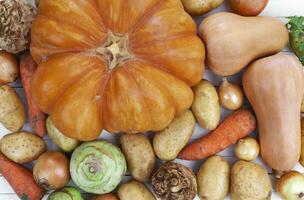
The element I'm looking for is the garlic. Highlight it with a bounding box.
[0,0,36,53]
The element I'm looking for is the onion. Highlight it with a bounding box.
[33,151,70,190]
[277,171,304,200]
[0,51,18,85]
[218,78,244,110]
[234,137,260,161]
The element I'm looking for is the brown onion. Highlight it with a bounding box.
[277,171,304,199]
[0,51,18,85]
[219,78,244,110]
[33,151,70,190]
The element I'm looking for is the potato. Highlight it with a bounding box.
[191,79,220,130]
[91,194,118,200]
[234,137,260,161]
[120,134,155,182]
[153,110,195,161]
[0,132,46,163]
[229,0,269,16]
[0,85,25,132]
[300,118,304,167]
[181,0,224,16]
[46,117,79,152]
[197,156,229,200]
[118,180,155,200]
[231,161,272,200]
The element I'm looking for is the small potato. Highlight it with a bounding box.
[181,0,224,16]
[118,180,155,200]
[91,193,118,200]
[0,132,46,163]
[300,118,304,167]
[229,0,269,16]
[153,110,195,161]
[231,161,272,200]
[197,156,229,200]
[191,79,220,130]
[234,137,260,161]
[120,134,155,182]
[0,85,25,132]
[46,117,79,152]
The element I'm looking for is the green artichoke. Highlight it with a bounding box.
[287,16,304,65]
[48,186,83,200]
[70,140,127,194]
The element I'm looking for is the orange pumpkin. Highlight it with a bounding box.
[30,0,205,141]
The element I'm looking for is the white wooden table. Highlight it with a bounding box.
[0,0,304,199]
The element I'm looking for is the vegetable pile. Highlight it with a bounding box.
[0,0,303,200]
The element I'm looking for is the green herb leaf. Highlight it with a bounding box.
[287,16,304,65]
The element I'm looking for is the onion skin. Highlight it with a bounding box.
[0,51,18,85]
[277,171,304,200]
[234,137,260,161]
[33,151,70,190]
[91,194,118,200]
[70,140,127,194]
[219,78,244,110]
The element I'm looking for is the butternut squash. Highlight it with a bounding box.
[243,53,304,171]
[199,12,288,76]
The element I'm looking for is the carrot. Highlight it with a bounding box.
[0,152,44,200]
[178,108,256,160]
[20,53,46,137]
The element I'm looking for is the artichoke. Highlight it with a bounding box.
[48,186,83,200]
[287,16,304,65]
[152,162,197,200]
[70,140,127,194]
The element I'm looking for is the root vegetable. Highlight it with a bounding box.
[34,151,70,190]
[92,194,118,200]
[0,152,44,200]
[152,162,197,200]
[0,131,46,163]
[181,0,224,16]
[118,180,155,200]
[219,78,244,110]
[229,0,269,16]
[178,108,256,160]
[0,85,25,132]
[277,171,304,200]
[234,137,260,161]
[0,51,18,85]
[20,53,46,137]
[48,186,83,200]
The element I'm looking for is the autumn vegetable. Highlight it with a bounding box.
[178,108,256,160]
[70,140,126,194]
[0,132,46,164]
[0,85,25,132]
[228,0,269,16]
[0,51,18,85]
[0,0,36,53]
[300,118,304,167]
[199,12,288,76]
[276,171,304,200]
[243,53,304,171]
[48,186,83,200]
[46,117,79,152]
[197,156,230,200]
[218,78,244,110]
[153,110,195,161]
[152,162,197,200]
[234,137,260,161]
[120,134,155,182]
[181,0,224,16]
[301,99,304,112]
[287,16,304,65]
[118,180,156,200]
[191,79,220,130]
[0,152,44,200]
[231,161,272,200]
[92,194,119,200]
[33,151,70,190]
[30,0,205,141]
[20,53,46,137]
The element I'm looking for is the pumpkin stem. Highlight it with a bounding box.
[96,32,133,70]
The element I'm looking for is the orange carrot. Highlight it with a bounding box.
[178,108,256,160]
[20,53,46,137]
[0,152,44,200]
